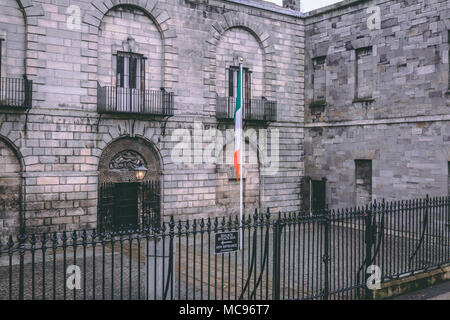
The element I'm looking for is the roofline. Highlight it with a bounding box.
[223,0,307,18]
[302,0,373,18]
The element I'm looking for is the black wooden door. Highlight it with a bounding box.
[312,179,326,211]
[113,183,139,230]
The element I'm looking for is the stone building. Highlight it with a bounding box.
[1,0,449,238]
[303,0,450,210]
[0,0,304,237]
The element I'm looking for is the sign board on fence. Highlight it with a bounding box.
[215,231,239,254]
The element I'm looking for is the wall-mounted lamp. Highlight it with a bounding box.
[134,164,148,181]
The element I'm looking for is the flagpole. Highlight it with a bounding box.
[239,58,244,250]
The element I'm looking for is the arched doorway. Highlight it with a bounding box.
[0,136,23,240]
[98,137,162,232]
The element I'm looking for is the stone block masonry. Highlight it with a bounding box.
[0,0,304,235]
[2,0,447,234]
[304,0,450,208]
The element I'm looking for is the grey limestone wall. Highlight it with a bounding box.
[0,0,304,233]
[304,0,450,208]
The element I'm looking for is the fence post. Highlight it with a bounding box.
[272,213,282,300]
[364,201,375,300]
[18,233,26,300]
[322,207,330,300]
[147,225,174,300]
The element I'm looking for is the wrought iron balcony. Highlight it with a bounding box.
[97,85,174,116]
[216,97,277,123]
[0,77,33,109]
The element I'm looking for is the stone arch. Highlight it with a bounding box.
[83,0,177,89]
[97,136,163,231]
[0,134,24,240]
[99,136,163,184]
[205,12,275,114]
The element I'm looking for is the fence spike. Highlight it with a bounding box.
[185,219,190,233]
[61,231,67,244]
[51,232,58,248]
[91,229,97,242]
[199,217,205,231]
[207,217,211,232]
[213,217,219,232]
[41,233,48,250]
[7,235,14,251]
[17,233,27,245]
[221,216,226,230]
[177,220,183,234]
[234,215,240,229]
[260,210,265,223]
[169,216,175,231]
[254,210,259,226]
[72,230,78,244]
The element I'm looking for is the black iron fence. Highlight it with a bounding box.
[1,196,449,300]
[97,85,174,116]
[216,97,277,122]
[0,77,33,109]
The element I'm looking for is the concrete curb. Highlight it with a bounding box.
[373,265,450,300]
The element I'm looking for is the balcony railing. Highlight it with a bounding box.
[97,86,174,116]
[0,77,33,109]
[216,97,277,122]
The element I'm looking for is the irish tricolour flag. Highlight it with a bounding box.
[234,66,243,181]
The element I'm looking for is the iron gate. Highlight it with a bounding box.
[98,181,161,232]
